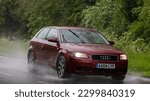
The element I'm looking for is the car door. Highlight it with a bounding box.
[42,28,59,65]
[34,28,50,63]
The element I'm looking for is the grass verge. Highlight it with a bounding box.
[0,37,28,58]
[127,52,150,77]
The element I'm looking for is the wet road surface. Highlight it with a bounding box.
[0,56,150,84]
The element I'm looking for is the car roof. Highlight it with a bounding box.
[44,26,96,31]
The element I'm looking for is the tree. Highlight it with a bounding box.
[82,0,129,36]
[128,0,150,42]
[0,0,19,33]
[17,0,96,35]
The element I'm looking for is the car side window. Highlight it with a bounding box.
[46,29,58,39]
[36,28,50,39]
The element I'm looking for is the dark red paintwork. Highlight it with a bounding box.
[28,26,128,77]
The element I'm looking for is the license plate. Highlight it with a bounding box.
[96,63,115,69]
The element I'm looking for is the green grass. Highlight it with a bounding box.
[127,52,150,77]
[0,37,29,58]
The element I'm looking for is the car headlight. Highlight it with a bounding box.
[73,52,88,59]
[120,54,127,60]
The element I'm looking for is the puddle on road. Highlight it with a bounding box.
[34,65,150,84]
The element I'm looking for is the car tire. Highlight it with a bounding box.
[56,55,70,78]
[111,75,125,82]
[27,51,37,73]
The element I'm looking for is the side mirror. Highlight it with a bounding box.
[109,41,115,45]
[48,37,58,43]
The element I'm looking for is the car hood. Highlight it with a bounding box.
[61,43,124,55]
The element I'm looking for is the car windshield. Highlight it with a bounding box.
[61,29,109,44]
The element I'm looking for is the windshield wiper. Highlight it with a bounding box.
[68,29,85,43]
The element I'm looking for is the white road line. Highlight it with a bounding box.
[0,72,12,77]
[37,81,48,84]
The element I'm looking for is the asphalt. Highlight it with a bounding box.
[0,56,150,84]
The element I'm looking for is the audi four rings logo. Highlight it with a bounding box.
[100,56,111,60]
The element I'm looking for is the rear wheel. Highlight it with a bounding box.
[27,51,37,73]
[111,75,125,82]
[56,55,70,78]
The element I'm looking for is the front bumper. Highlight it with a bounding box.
[67,57,128,76]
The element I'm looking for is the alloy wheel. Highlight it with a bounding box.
[57,55,70,78]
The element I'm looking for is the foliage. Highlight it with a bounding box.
[103,31,149,54]
[0,0,149,42]
[14,0,96,36]
[82,0,129,36]
[128,0,150,42]
[0,0,19,32]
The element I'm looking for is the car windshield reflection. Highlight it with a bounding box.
[61,29,109,44]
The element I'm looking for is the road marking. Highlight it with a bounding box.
[0,72,12,77]
[37,81,48,84]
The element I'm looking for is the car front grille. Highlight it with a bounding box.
[92,55,118,61]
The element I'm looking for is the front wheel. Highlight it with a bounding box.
[56,55,70,78]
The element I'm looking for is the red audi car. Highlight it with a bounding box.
[27,26,128,81]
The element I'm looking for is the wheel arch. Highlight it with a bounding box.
[27,46,36,60]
